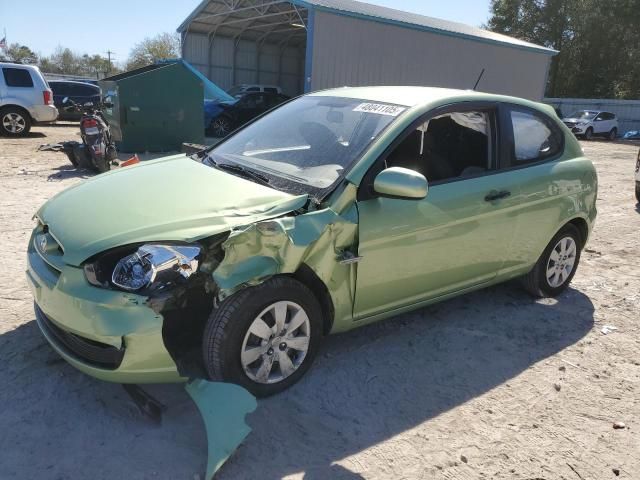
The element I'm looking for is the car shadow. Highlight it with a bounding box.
[0,283,594,479]
[46,164,93,181]
[4,131,47,138]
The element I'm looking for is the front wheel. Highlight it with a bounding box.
[635,182,640,204]
[584,127,594,141]
[521,224,583,297]
[203,277,323,397]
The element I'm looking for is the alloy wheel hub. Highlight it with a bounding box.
[3,113,25,133]
[240,300,311,384]
[546,236,577,288]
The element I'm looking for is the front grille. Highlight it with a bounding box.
[32,223,65,275]
[35,304,125,370]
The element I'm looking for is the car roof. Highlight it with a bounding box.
[309,86,544,110]
[0,62,41,71]
[49,80,99,88]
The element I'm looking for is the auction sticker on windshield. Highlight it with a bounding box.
[353,103,406,116]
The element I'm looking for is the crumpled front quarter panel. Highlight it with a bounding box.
[213,201,359,331]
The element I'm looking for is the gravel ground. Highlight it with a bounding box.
[1,125,639,480]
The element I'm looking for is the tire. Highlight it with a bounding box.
[203,276,323,397]
[0,107,31,136]
[521,224,583,298]
[635,182,640,204]
[210,116,232,138]
[584,127,593,141]
[91,155,110,173]
[608,128,617,141]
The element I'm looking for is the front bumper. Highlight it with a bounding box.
[26,234,184,384]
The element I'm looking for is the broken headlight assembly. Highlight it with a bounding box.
[84,244,201,292]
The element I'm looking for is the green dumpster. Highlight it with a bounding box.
[99,62,204,152]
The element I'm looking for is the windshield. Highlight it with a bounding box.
[207,95,406,194]
[569,110,598,120]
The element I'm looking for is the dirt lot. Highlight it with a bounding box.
[1,124,638,480]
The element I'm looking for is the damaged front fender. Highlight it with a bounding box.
[212,185,360,332]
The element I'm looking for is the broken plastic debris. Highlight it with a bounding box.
[185,380,257,479]
[601,325,618,335]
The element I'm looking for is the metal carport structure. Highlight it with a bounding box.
[178,0,557,99]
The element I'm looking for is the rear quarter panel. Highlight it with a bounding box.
[503,134,597,274]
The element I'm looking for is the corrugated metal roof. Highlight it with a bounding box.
[296,0,556,55]
[178,0,556,55]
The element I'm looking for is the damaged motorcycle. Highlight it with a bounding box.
[39,97,118,173]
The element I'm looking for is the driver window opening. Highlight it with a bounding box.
[385,111,491,183]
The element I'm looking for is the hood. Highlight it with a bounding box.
[37,155,307,266]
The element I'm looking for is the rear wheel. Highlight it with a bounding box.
[0,107,31,136]
[521,224,582,297]
[92,155,110,173]
[635,182,640,204]
[584,127,593,140]
[608,128,617,141]
[203,277,323,397]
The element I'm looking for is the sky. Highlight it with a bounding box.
[0,0,491,64]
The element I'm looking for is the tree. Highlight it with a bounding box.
[125,33,180,71]
[37,46,120,78]
[0,43,38,64]
[486,0,640,99]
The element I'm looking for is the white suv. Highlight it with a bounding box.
[562,110,619,141]
[0,62,57,136]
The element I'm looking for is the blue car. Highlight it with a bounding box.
[204,91,289,137]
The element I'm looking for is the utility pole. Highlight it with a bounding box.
[105,50,115,74]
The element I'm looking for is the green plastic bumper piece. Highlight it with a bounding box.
[185,380,257,479]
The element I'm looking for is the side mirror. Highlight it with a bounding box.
[373,167,428,200]
[62,97,69,104]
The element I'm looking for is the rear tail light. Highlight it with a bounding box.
[82,119,98,128]
[43,90,53,105]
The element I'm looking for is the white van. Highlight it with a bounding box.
[0,62,58,136]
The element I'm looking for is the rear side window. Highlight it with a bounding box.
[264,87,278,94]
[50,83,69,95]
[72,84,98,96]
[2,68,34,87]
[509,109,563,164]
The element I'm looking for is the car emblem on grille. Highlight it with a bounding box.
[38,234,47,252]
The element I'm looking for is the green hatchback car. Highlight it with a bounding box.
[27,87,597,396]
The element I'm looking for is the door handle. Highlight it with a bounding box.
[485,190,511,202]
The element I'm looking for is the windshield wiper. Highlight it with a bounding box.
[214,162,271,187]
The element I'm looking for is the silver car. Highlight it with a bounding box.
[0,62,58,136]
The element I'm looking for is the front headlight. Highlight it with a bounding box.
[578,122,588,126]
[110,244,201,292]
